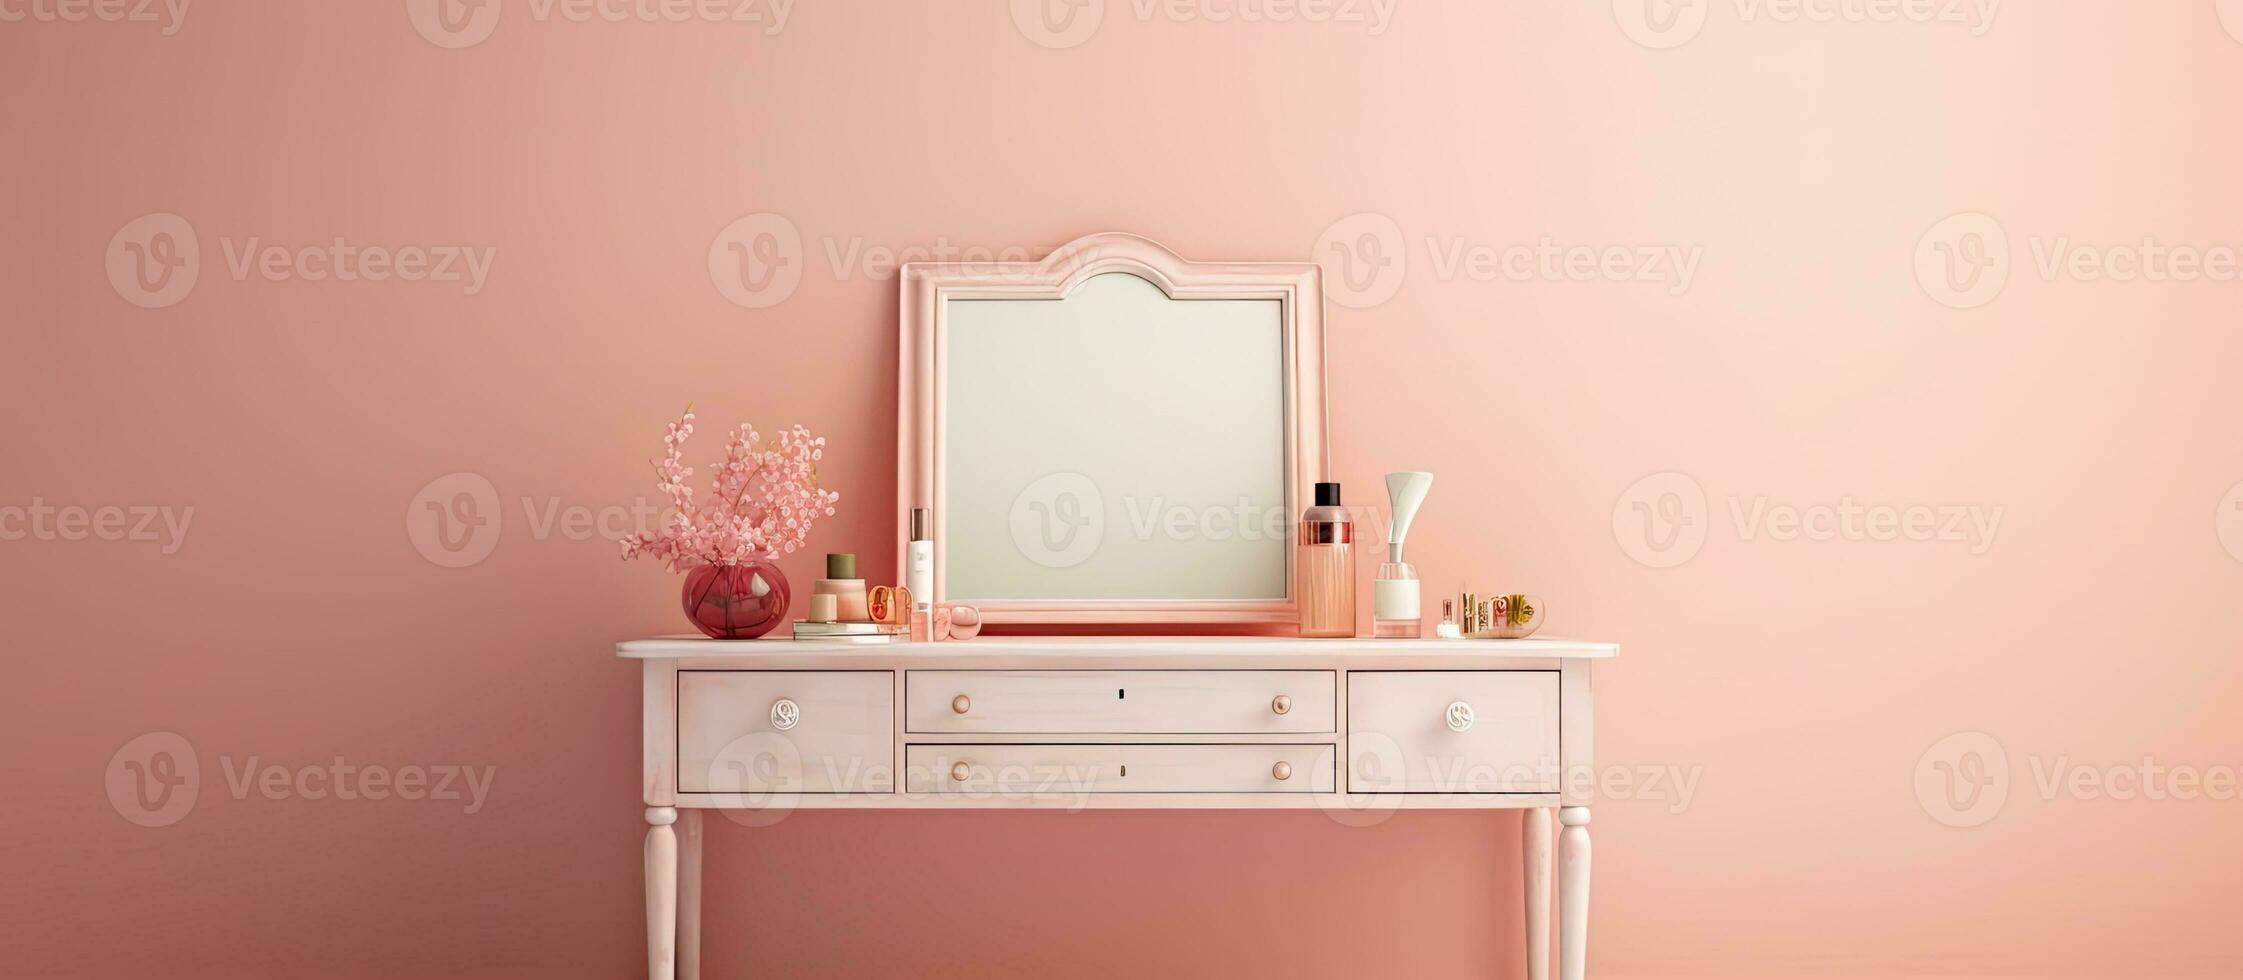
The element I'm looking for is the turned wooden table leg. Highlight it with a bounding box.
[1558,806,1591,980]
[678,809,703,980]
[645,807,678,980]
[1524,807,1552,980]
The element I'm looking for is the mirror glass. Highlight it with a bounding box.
[942,271,1289,602]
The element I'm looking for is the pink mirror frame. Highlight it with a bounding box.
[897,232,1329,628]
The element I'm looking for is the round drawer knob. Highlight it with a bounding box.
[770,698,800,731]
[950,761,972,783]
[1272,761,1293,781]
[952,694,972,714]
[1445,700,1475,732]
[1271,694,1292,715]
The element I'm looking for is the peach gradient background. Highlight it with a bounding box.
[6,2,2243,977]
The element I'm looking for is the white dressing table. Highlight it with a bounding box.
[622,635,1614,979]
[630,234,1613,977]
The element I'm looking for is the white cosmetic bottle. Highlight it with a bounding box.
[1372,471,1433,638]
[907,508,933,641]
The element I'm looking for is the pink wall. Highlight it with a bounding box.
[7,2,2243,977]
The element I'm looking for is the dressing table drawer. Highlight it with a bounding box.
[677,671,893,794]
[904,743,1335,794]
[1346,671,1561,794]
[907,670,1336,734]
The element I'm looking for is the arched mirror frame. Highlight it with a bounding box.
[898,232,1329,627]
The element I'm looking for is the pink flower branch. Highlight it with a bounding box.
[620,408,840,573]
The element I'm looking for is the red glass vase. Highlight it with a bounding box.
[680,559,790,640]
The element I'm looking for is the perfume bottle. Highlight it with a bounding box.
[907,508,933,641]
[1372,471,1432,638]
[1435,597,1463,639]
[1298,481,1355,638]
[813,553,869,621]
[1371,558,1419,638]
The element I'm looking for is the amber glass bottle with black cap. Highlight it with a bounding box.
[1298,481,1356,637]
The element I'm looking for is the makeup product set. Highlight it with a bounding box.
[798,477,1535,642]
[794,508,980,642]
[1437,592,1545,639]
[1295,470,1544,640]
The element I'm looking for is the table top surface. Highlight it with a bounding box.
[617,634,1620,660]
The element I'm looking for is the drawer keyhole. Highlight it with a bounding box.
[1119,764,1127,777]
[1118,688,1125,699]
